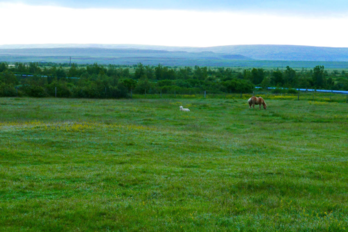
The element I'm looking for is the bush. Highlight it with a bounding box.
[134,78,153,94]
[287,89,298,94]
[21,85,47,97]
[108,84,128,98]
[159,85,176,94]
[71,83,128,99]
[271,88,287,94]
[222,79,254,93]
[0,84,17,97]
[71,86,98,98]
[47,81,72,97]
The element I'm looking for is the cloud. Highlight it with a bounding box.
[1,3,348,47]
[0,0,347,15]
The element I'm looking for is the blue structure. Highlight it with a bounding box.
[256,87,348,95]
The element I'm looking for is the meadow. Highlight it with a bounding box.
[0,96,348,231]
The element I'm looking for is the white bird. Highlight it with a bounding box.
[180,106,190,112]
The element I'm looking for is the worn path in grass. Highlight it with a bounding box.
[0,97,348,231]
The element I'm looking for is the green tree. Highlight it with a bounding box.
[155,64,163,80]
[260,77,271,90]
[134,63,146,80]
[145,66,155,80]
[56,66,67,80]
[28,63,41,74]
[243,69,252,82]
[313,66,325,88]
[222,79,254,93]
[251,68,265,85]
[327,77,334,89]
[272,70,283,86]
[15,62,27,73]
[194,66,208,80]
[284,66,296,86]
[122,79,137,92]
[135,76,152,94]
[0,71,18,85]
[0,63,8,72]
[68,64,79,77]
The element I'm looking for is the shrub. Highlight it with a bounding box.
[108,84,128,98]
[271,88,286,94]
[21,85,47,97]
[0,84,17,97]
[71,83,128,99]
[47,81,72,97]
[222,79,254,93]
[287,89,298,94]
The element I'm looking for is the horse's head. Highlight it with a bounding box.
[263,102,267,109]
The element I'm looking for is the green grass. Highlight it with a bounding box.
[0,97,348,231]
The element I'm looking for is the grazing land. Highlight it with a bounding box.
[0,96,348,231]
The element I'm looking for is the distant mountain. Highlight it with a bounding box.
[201,45,348,62]
[1,44,347,61]
[1,45,348,68]
[0,47,252,66]
[0,48,248,60]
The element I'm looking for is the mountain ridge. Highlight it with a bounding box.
[1,44,348,61]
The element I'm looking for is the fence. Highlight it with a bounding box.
[131,90,348,103]
[5,86,348,103]
[263,87,348,95]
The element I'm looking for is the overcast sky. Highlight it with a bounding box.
[0,0,347,47]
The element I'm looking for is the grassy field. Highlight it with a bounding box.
[132,92,348,104]
[0,96,348,231]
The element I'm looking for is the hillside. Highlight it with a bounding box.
[1,45,348,68]
[0,47,252,66]
[0,48,250,60]
[1,44,348,61]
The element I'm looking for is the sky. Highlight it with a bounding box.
[0,0,347,47]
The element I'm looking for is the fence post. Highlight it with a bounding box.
[346,95,348,103]
[160,90,162,98]
[298,89,300,101]
[130,89,132,98]
[330,90,332,100]
[15,87,18,97]
[204,91,206,98]
[252,91,254,96]
[241,92,242,98]
[105,87,107,97]
[145,89,146,97]
[55,87,57,98]
[174,90,176,98]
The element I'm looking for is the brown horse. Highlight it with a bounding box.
[248,96,267,109]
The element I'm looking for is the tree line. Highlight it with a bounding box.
[0,62,347,98]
